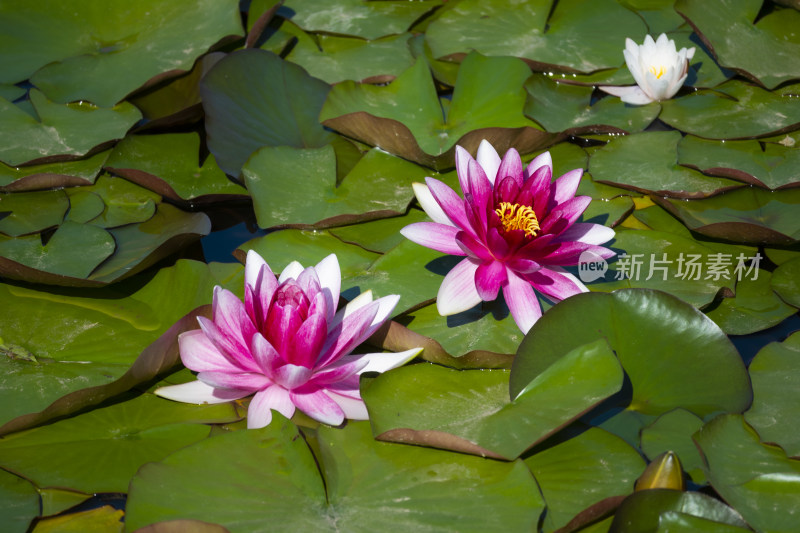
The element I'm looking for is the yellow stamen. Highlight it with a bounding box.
[495,202,540,238]
[649,65,666,79]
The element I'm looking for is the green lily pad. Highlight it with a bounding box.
[0,83,25,102]
[0,468,39,533]
[201,49,335,177]
[236,229,380,281]
[0,150,109,191]
[0,91,141,166]
[588,131,743,198]
[284,29,416,84]
[524,75,660,135]
[510,290,752,419]
[0,0,243,107]
[745,332,800,458]
[425,0,646,73]
[675,0,800,89]
[0,394,239,493]
[39,489,91,517]
[525,428,645,532]
[772,257,800,307]
[279,0,440,40]
[678,135,800,190]
[321,52,554,169]
[329,208,429,254]
[609,489,751,532]
[366,339,623,459]
[0,221,115,279]
[64,190,105,224]
[32,506,123,533]
[705,272,797,335]
[0,189,68,236]
[655,187,800,245]
[578,174,637,228]
[695,414,800,533]
[659,80,800,139]
[243,145,429,229]
[640,409,707,484]
[126,419,543,531]
[105,133,247,203]
[82,174,159,229]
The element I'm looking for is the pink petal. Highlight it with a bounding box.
[291,390,345,426]
[525,151,552,180]
[400,222,466,256]
[296,266,322,301]
[287,311,327,368]
[537,242,616,266]
[196,317,261,373]
[456,231,494,262]
[264,294,305,359]
[413,182,453,226]
[179,329,246,374]
[503,271,542,334]
[507,258,542,274]
[466,159,492,229]
[273,364,314,389]
[526,267,588,302]
[212,287,258,360]
[250,332,284,377]
[278,261,304,283]
[475,260,508,301]
[315,254,341,322]
[300,359,367,391]
[362,294,400,338]
[455,145,475,197]
[247,385,296,429]
[155,380,249,404]
[325,390,369,420]
[425,177,472,231]
[345,348,422,374]
[244,251,277,329]
[528,165,554,221]
[551,168,583,206]
[496,147,523,187]
[436,257,482,315]
[539,196,592,235]
[316,300,380,368]
[476,140,501,185]
[198,371,271,391]
[557,223,615,245]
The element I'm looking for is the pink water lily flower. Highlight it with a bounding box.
[156,251,419,428]
[400,140,615,333]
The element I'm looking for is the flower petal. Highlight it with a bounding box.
[526,266,589,302]
[179,329,246,374]
[155,380,248,404]
[413,182,453,226]
[317,300,380,368]
[195,317,261,373]
[244,251,277,329]
[273,363,314,389]
[250,331,283,377]
[557,222,615,245]
[600,85,655,106]
[495,147,523,188]
[278,260,304,283]
[352,347,422,374]
[503,270,542,334]
[476,139,501,184]
[400,222,466,256]
[212,287,258,360]
[287,311,327,368]
[425,177,472,231]
[247,385,295,429]
[551,168,583,206]
[525,151,552,180]
[436,257,482,315]
[314,254,341,322]
[455,144,475,197]
[291,390,345,426]
[198,371,271,391]
[324,391,369,420]
[475,260,508,301]
[539,196,592,235]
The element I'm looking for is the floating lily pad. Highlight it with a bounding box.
[655,187,800,245]
[0,150,110,191]
[279,0,440,40]
[243,145,429,229]
[659,80,800,139]
[64,190,105,224]
[330,209,429,254]
[510,290,752,420]
[284,29,416,84]
[705,272,797,335]
[0,189,68,236]
[640,408,707,484]
[676,0,800,89]
[588,131,743,198]
[105,133,247,203]
[366,339,623,459]
[0,91,141,166]
[201,49,335,177]
[772,257,800,307]
[745,332,800,458]
[524,75,660,135]
[0,221,115,279]
[609,489,751,532]
[33,506,124,533]
[0,394,239,493]
[678,135,800,190]
[126,419,543,531]
[321,52,554,169]
[0,468,39,533]
[0,0,243,107]
[525,428,645,532]
[695,414,800,533]
[425,0,646,73]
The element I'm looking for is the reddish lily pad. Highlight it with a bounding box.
[676,0,800,89]
[655,187,800,245]
[744,332,800,458]
[425,0,646,73]
[0,0,243,107]
[201,49,335,177]
[0,91,140,166]
[320,52,554,169]
[588,131,743,198]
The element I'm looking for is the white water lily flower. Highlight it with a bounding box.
[600,33,695,105]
